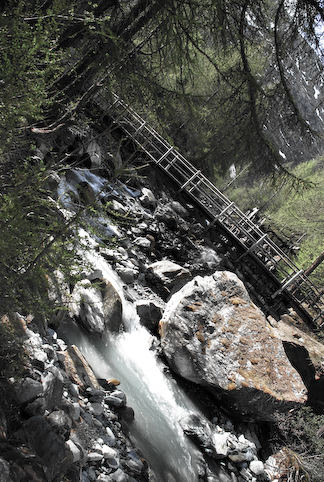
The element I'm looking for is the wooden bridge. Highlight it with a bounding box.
[95,90,324,331]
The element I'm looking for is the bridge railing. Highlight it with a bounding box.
[96,90,324,327]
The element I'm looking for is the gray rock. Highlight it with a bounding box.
[79,285,106,334]
[97,475,112,482]
[110,390,126,403]
[170,201,189,218]
[249,460,265,475]
[212,432,230,458]
[69,401,81,420]
[110,468,129,482]
[104,427,116,446]
[135,300,163,332]
[126,450,144,475]
[42,370,64,411]
[24,396,46,416]
[111,199,128,214]
[134,237,152,251]
[102,281,123,333]
[87,452,103,462]
[0,457,12,482]
[15,377,43,405]
[102,445,119,459]
[88,402,104,416]
[21,415,68,480]
[66,439,82,463]
[179,414,216,456]
[81,472,91,482]
[104,395,125,408]
[116,267,137,284]
[87,466,97,481]
[139,187,157,208]
[47,410,72,440]
[147,260,191,289]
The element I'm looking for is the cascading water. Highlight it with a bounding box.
[58,169,205,481]
[60,294,203,481]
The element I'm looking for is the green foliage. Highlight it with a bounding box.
[0,316,26,380]
[0,0,68,147]
[0,158,87,318]
[222,156,324,287]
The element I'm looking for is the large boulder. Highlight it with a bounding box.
[18,416,69,481]
[71,279,123,334]
[160,271,307,420]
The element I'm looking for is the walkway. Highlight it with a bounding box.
[96,91,324,330]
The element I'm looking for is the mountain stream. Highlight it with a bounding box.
[58,169,205,481]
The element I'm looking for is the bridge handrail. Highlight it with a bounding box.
[95,90,324,326]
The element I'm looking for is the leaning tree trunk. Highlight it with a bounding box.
[304,250,324,278]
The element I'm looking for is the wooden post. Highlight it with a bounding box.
[304,251,324,278]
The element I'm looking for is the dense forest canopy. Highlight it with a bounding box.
[2,0,324,173]
[1,0,324,315]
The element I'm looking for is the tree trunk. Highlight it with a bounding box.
[304,251,324,277]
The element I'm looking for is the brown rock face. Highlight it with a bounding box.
[62,345,100,391]
[160,271,307,420]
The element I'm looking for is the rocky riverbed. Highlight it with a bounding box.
[2,139,324,481]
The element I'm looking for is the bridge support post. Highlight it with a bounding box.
[271,270,304,299]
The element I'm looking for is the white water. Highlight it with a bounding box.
[60,318,203,481]
[58,169,204,480]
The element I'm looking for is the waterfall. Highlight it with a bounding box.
[58,169,204,481]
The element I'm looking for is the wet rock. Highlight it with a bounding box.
[104,395,125,408]
[76,281,106,334]
[116,266,137,284]
[179,414,216,456]
[135,300,164,332]
[160,271,306,420]
[102,281,123,333]
[86,139,102,170]
[110,468,129,482]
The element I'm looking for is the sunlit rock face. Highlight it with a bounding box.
[160,271,307,420]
